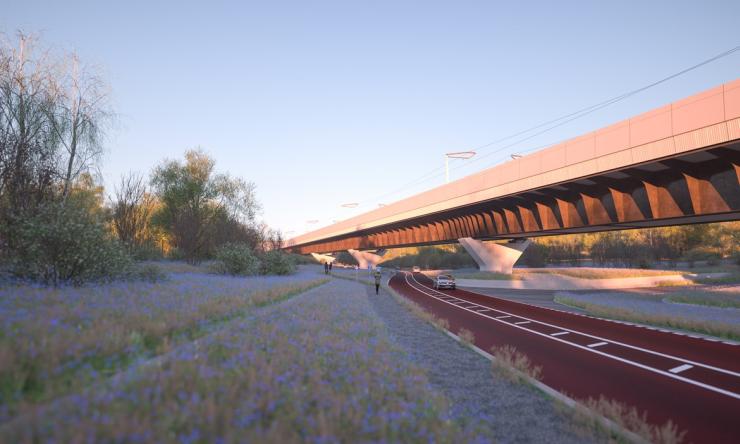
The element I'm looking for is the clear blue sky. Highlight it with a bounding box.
[4,1,739,238]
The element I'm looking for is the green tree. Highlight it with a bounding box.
[150,149,259,264]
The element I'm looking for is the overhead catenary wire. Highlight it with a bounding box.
[352,45,740,207]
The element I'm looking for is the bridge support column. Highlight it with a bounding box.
[348,249,384,270]
[310,253,336,264]
[458,238,531,274]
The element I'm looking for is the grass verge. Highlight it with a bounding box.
[454,271,522,280]
[554,296,740,341]
[665,289,740,309]
[692,271,740,285]
[529,268,683,279]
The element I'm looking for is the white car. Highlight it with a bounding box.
[433,274,456,290]
[412,266,421,273]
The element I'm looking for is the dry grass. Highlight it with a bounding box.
[567,396,686,444]
[490,345,542,383]
[529,268,682,279]
[655,279,690,287]
[555,296,740,341]
[457,328,475,346]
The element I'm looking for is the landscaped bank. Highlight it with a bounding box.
[1,278,492,442]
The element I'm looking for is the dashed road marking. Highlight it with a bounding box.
[398,272,740,400]
[515,321,531,325]
[551,331,570,336]
[670,364,694,374]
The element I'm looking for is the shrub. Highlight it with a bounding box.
[129,241,165,261]
[211,243,261,275]
[522,242,547,267]
[259,250,296,275]
[287,253,315,265]
[127,263,169,283]
[683,247,721,268]
[3,201,132,286]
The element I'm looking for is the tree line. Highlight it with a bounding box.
[376,222,740,270]
[0,33,291,285]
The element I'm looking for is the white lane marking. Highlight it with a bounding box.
[515,321,532,325]
[669,364,694,374]
[551,331,570,337]
[399,273,740,400]
[407,274,740,379]
[496,315,512,319]
[476,308,493,312]
[588,341,609,348]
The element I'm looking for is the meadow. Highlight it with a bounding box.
[0,273,491,442]
[0,265,327,423]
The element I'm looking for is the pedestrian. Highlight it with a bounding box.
[329,261,333,271]
[373,269,381,295]
[324,262,329,274]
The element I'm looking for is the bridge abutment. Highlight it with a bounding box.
[348,249,384,270]
[458,238,531,274]
[310,253,336,264]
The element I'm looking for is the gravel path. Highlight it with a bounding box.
[364,282,598,444]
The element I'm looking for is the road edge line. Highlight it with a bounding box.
[383,275,649,444]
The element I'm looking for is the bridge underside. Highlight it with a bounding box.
[289,142,740,255]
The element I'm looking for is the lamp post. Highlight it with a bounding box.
[445,151,476,183]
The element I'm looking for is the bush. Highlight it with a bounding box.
[127,263,169,283]
[287,253,316,265]
[521,242,547,267]
[130,241,165,261]
[3,201,132,285]
[260,250,296,275]
[211,243,261,275]
[683,247,721,268]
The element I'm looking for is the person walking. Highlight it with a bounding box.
[373,269,381,295]
[324,262,329,274]
[328,261,333,271]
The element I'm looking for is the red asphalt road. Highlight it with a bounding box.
[389,272,740,443]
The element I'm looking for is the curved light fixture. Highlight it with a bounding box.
[341,202,359,208]
[445,150,476,159]
[445,151,477,183]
